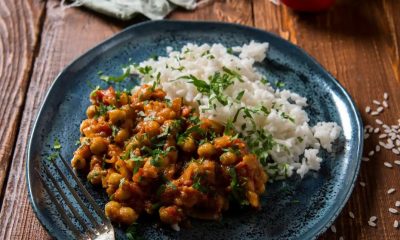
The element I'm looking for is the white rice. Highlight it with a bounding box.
[129,42,341,179]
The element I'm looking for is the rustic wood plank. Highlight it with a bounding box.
[0,1,122,239]
[0,0,45,200]
[253,0,400,239]
[0,0,254,239]
[170,0,254,25]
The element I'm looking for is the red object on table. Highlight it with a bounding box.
[281,0,335,12]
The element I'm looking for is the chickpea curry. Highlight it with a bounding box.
[71,84,268,228]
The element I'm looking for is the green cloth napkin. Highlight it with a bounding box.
[62,0,200,20]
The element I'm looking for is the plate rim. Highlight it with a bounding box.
[26,20,364,240]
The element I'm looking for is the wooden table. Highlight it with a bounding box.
[0,0,399,239]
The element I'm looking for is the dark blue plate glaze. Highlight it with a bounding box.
[27,20,363,240]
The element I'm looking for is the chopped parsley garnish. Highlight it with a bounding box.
[137,65,152,75]
[192,173,208,193]
[89,85,100,98]
[151,72,161,91]
[100,68,130,83]
[53,138,61,150]
[111,125,119,137]
[201,50,210,57]
[236,90,245,101]
[47,152,58,161]
[227,47,234,54]
[280,111,295,123]
[126,224,143,240]
[228,167,248,205]
[150,54,158,60]
[261,77,269,85]
[171,66,185,71]
[95,103,115,118]
[275,81,285,88]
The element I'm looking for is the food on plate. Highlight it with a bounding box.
[71,42,341,228]
[72,84,267,227]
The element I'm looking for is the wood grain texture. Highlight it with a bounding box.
[0,0,121,239]
[253,0,400,239]
[0,0,45,200]
[170,0,254,25]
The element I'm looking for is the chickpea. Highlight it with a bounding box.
[115,159,129,178]
[157,108,176,121]
[76,144,92,159]
[178,136,196,153]
[90,137,107,155]
[171,98,182,113]
[119,92,129,105]
[246,191,260,208]
[142,160,158,178]
[108,109,126,124]
[119,207,138,225]
[197,142,217,158]
[138,86,152,101]
[213,135,231,149]
[242,154,258,171]
[106,185,117,196]
[71,155,86,169]
[105,201,121,220]
[80,119,93,134]
[143,120,160,137]
[87,166,102,185]
[107,172,123,186]
[200,119,223,134]
[219,151,238,165]
[114,187,132,201]
[86,105,97,119]
[114,129,129,144]
[152,89,166,99]
[159,206,182,224]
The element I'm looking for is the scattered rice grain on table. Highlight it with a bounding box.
[389,208,398,214]
[384,92,389,100]
[368,150,375,156]
[384,162,393,168]
[362,157,370,162]
[375,145,381,152]
[388,188,396,194]
[368,221,377,227]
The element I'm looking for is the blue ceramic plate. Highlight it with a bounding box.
[27,20,363,240]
